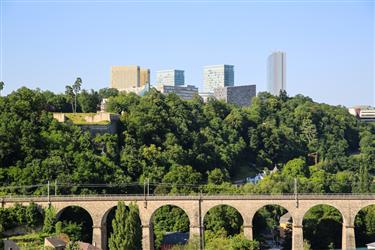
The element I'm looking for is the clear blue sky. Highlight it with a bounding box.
[1,0,374,107]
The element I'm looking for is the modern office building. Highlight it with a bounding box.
[110,65,150,93]
[214,85,256,106]
[267,52,286,96]
[156,84,198,100]
[156,69,185,86]
[203,65,234,92]
[140,68,151,87]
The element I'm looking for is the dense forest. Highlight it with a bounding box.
[0,86,374,249]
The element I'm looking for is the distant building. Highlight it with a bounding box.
[348,106,375,122]
[213,85,256,106]
[156,84,198,100]
[267,51,286,96]
[203,65,234,92]
[199,92,214,102]
[156,69,185,86]
[110,65,150,94]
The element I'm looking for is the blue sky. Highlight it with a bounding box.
[1,0,374,106]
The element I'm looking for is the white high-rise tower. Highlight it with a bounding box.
[267,52,286,96]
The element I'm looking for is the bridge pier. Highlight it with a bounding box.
[142,224,154,250]
[92,224,103,249]
[292,224,304,250]
[342,224,356,250]
[243,224,253,241]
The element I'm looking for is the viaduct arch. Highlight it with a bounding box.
[2,194,375,250]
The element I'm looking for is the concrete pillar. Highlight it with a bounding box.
[142,224,153,250]
[292,224,304,250]
[342,225,356,250]
[243,224,253,241]
[189,225,201,238]
[92,225,103,249]
[190,225,202,249]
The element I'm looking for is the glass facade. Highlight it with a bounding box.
[203,65,234,92]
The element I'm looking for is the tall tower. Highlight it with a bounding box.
[267,52,286,96]
[203,65,234,92]
[110,65,150,91]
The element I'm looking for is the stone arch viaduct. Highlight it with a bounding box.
[2,194,375,250]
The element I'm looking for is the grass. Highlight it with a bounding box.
[6,232,49,249]
[64,113,110,125]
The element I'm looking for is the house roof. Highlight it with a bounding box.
[45,237,66,247]
[77,241,101,250]
[161,232,189,245]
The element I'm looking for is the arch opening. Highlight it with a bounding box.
[302,204,343,250]
[56,206,93,244]
[252,204,293,249]
[151,205,190,250]
[355,204,375,248]
[203,205,244,248]
[101,204,142,250]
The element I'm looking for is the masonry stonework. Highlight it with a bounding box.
[2,195,373,250]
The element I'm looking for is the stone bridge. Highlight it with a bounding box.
[2,194,375,250]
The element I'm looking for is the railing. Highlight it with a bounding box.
[1,193,375,202]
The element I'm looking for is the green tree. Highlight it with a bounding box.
[72,77,82,113]
[78,89,100,113]
[62,221,83,242]
[124,203,142,250]
[108,202,141,250]
[109,201,128,250]
[0,81,4,96]
[25,202,43,228]
[208,168,229,185]
[65,85,75,112]
[43,206,56,234]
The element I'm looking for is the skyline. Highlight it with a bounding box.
[1,0,374,106]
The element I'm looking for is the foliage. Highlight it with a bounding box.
[43,206,56,234]
[0,203,43,234]
[204,232,260,250]
[108,201,141,250]
[303,205,343,249]
[152,205,189,250]
[61,221,82,242]
[204,205,243,237]
[355,205,375,247]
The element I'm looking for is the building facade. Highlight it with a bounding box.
[156,85,198,100]
[203,65,234,92]
[110,65,150,92]
[213,85,256,106]
[156,69,185,86]
[267,52,286,96]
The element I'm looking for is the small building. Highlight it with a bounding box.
[160,232,189,250]
[77,241,100,250]
[156,84,198,100]
[198,92,214,102]
[348,106,375,122]
[3,240,20,250]
[213,85,256,107]
[44,237,67,250]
